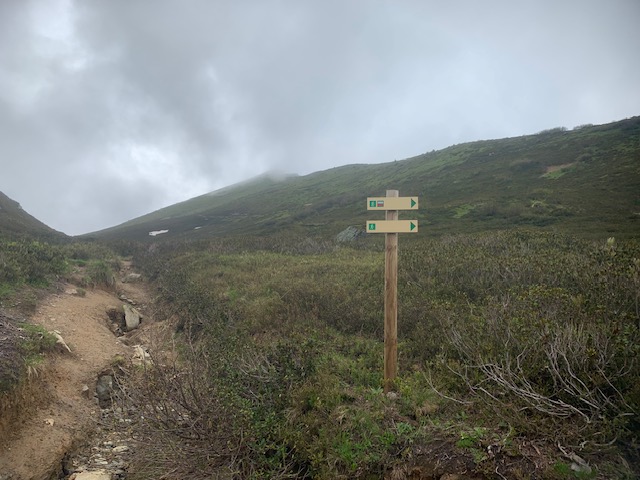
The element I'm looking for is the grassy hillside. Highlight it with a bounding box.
[0,191,66,241]
[87,117,640,242]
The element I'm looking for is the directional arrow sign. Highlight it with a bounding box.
[366,220,418,233]
[367,197,418,210]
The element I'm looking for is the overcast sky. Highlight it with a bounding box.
[1,0,639,235]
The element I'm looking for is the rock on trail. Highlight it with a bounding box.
[122,304,142,332]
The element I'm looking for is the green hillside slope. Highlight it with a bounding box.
[87,116,640,241]
[0,192,66,241]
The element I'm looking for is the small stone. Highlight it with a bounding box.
[385,391,399,401]
[73,471,111,480]
[131,345,152,366]
[112,445,130,453]
[45,418,55,426]
[96,375,114,408]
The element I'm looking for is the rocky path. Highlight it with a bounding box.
[0,264,150,480]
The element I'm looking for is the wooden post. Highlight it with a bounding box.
[384,189,399,393]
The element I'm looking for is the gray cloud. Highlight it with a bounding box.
[1,0,639,234]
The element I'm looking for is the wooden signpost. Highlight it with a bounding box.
[366,190,419,392]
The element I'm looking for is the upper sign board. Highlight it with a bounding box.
[367,197,418,210]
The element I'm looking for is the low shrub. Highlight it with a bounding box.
[0,240,67,291]
[127,231,639,477]
[82,260,116,289]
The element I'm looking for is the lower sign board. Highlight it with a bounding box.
[366,220,418,233]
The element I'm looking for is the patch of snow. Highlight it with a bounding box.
[194,226,202,230]
[149,229,169,236]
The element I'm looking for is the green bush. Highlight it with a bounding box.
[0,240,67,289]
[83,260,116,289]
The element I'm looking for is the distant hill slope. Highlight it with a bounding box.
[0,192,66,240]
[87,117,640,241]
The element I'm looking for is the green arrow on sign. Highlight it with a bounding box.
[410,222,416,231]
[411,199,416,208]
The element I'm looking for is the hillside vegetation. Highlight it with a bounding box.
[117,231,639,479]
[88,117,639,242]
[0,191,66,241]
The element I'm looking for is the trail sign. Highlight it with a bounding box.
[367,197,418,210]
[366,220,418,233]
[365,190,420,393]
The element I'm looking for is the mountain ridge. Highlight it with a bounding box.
[84,116,639,241]
[0,191,66,240]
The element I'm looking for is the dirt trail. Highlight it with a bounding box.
[0,267,149,480]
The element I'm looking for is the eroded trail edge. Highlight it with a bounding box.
[0,262,151,480]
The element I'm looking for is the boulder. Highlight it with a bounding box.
[336,226,365,243]
[122,304,142,331]
[96,375,114,408]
